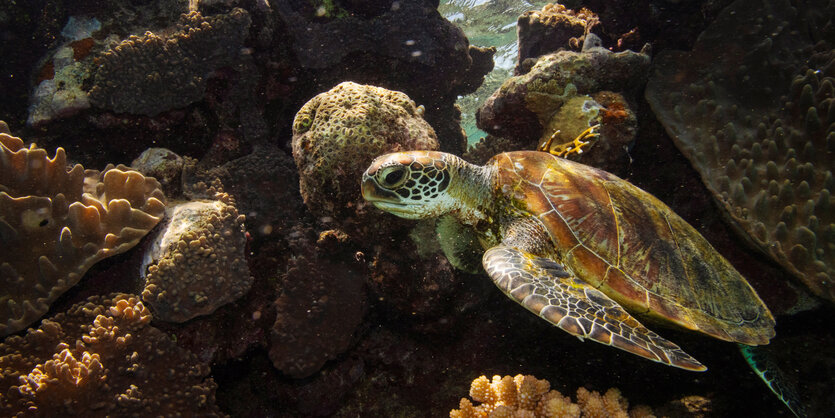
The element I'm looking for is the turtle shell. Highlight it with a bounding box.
[490,151,774,345]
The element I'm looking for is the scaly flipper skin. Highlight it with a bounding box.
[483,244,706,371]
[739,345,806,418]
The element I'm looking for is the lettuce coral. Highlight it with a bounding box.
[0,133,165,336]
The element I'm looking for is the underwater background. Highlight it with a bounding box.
[0,0,833,416]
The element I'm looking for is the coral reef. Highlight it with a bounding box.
[89,8,251,116]
[275,0,491,154]
[475,34,649,171]
[450,374,654,418]
[291,81,439,218]
[645,0,835,301]
[131,147,186,197]
[0,133,165,336]
[0,294,222,416]
[516,3,600,71]
[140,192,251,322]
[181,144,307,242]
[268,230,366,378]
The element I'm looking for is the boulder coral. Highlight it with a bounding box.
[450,374,655,418]
[140,192,251,323]
[0,133,165,336]
[645,0,835,301]
[0,294,223,416]
[292,81,439,218]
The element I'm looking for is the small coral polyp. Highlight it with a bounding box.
[0,133,166,336]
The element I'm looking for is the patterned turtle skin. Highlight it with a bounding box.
[362,150,776,371]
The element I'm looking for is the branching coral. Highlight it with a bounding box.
[88,8,251,116]
[0,134,165,336]
[292,81,439,217]
[140,191,251,322]
[0,294,223,416]
[450,375,654,418]
[645,0,835,301]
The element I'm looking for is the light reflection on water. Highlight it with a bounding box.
[439,0,552,146]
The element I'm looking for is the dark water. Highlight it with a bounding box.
[0,0,833,417]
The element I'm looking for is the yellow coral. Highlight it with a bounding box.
[451,375,654,418]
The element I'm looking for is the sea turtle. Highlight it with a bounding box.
[361,150,776,371]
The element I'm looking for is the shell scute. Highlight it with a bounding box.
[491,151,774,344]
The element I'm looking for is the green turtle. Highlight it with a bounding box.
[361,150,776,371]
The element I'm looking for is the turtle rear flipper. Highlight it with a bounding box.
[483,244,707,371]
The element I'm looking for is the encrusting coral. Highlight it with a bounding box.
[450,375,655,418]
[645,0,835,301]
[0,294,223,416]
[516,3,600,67]
[140,191,251,323]
[0,133,166,336]
[88,8,251,116]
[268,232,366,378]
[292,81,439,218]
[475,33,648,171]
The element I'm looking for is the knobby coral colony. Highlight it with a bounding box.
[140,192,251,323]
[0,133,166,336]
[88,8,251,116]
[291,81,439,217]
[0,294,222,416]
[450,375,655,418]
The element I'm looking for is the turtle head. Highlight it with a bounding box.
[361,151,460,220]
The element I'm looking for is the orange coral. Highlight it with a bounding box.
[0,294,222,416]
[451,374,655,418]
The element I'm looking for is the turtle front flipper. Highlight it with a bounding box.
[483,244,707,371]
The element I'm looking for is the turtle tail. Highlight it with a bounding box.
[739,344,806,418]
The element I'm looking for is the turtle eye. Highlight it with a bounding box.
[377,166,408,189]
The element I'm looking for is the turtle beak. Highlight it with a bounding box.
[361,168,396,203]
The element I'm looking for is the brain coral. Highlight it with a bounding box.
[0,133,165,336]
[0,294,223,416]
[450,374,654,418]
[140,192,251,322]
[645,0,835,301]
[88,8,251,116]
[292,81,439,217]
